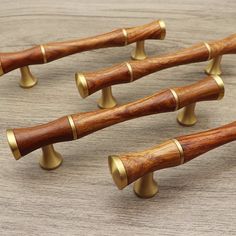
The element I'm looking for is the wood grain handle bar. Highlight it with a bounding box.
[6,75,223,159]
[109,120,236,190]
[0,20,166,76]
[76,34,235,98]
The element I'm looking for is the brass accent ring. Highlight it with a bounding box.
[40,45,47,63]
[212,75,225,100]
[6,129,21,160]
[67,115,78,140]
[108,155,128,190]
[203,42,212,60]
[158,20,166,40]
[172,139,184,164]
[75,73,89,98]
[0,60,4,76]
[125,62,134,82]
[122,29,128,46]
[169,89,179,111]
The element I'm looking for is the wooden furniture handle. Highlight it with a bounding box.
[0,20,165,75]
[109,120,236,190]
[7,75,223,159]
[76,34,235,97]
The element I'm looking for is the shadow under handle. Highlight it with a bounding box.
[0,20,165,75]
[7,75,223,159]
[109,121,236,190]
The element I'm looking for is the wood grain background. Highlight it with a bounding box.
[0,0,235,235]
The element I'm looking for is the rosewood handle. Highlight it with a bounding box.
[76,34,236,97]
[7,75,223,159]
[0,20,165,75]
[109,121,236,190]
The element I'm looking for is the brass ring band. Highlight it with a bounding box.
[212,75,225,100]
[172,139,184,164]
[0,60,4,76]
[67,115,78,140]
[125,62,134,82]
[158,20,166,40]
[204,42,212,60]
[169,89,179,111]
[40,45,47,63]
[6,129,22,160]
[122,29,128,46]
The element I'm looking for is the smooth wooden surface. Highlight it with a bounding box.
[82,34,236,96]
[0,0,235,235]
[12,76,221,157]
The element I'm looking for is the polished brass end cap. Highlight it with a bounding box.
[6,129,22,160]
[0,61,4,76]
[212,75,225,100]
[75,73,89,98]
[108,155,128,190]
[158,20,166,40]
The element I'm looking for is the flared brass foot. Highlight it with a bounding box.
[19,66,38,88]
[133,172,158,198]
[177,103,197,126]
[205,56,222,76]
[131,41,147,60]
[98,86,117,109]
[39,145,63,170]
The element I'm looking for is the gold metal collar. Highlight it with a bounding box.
[169,89,179,110]
[203,42,212,60]
[158,20,166,40]
[125,62,134,82]
[6,129,21,160]
[40,45,47,63]
[67,115,78,140]
[172,139,184,164]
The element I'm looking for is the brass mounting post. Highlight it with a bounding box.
[39,145,63,170]
[205,56,222,76]
[98,86,117,109]
[19,66,38,88]
[131,41,147,60]
[133,172,158,198]
[177,103,197,126]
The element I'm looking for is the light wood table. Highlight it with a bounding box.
[0,0,235,235]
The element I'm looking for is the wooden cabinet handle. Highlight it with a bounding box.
[7,75,223,159]
[109,120,236,190]
[76,34,236,97]
[0,20,165,75]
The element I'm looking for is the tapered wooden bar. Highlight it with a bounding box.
[109,121,236,190]
[0,20,166,75]
[7,76,224,159]
[76,34,236,97]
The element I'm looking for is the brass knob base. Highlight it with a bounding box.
[205,56,222,76]
[177,103,197,126]
[39,145,63,170]
[19,66,38,88]
[131,41,147,60]
[133,172,158,198]
[98,87,117,109]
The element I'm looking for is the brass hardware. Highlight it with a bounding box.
[177,103,197,126]
[6,129,21,160]
[75,73,89,98]
[169,89,179,110]
[98,87,117,109]
[122,29,128,46]
[19,66,38,88]
[40,45,47,63]
[204,42,212,60]
[133,172,158,198]
[131,41,147,60]
[108,155,128,190]
[205,56,222,76]
[172,139,184,164]
[212,75,225,100]
[39,145,63,170]
[158,20,166,40]
[67,115,78,139]
[0,61,4,76]
[125,62,134,82]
